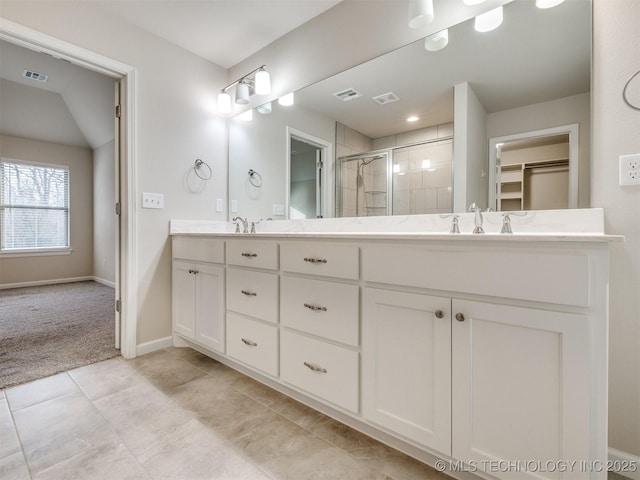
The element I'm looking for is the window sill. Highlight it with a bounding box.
[0,248,73,258]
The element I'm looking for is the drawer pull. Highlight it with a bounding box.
[303,361,327,374]
[241,290,257,297]
[303,257,327,264]
[304,303,327,312]
[241,252,257,258]
[188,269,199,275]
[241,338,258,347]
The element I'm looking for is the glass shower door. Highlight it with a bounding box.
[336,151,391,217]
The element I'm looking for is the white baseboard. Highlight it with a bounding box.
[136,336,173,357]
[92,276,115,288]
[609,448,640,480]
[0,276,94,290]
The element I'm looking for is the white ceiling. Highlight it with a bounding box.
[93,0,343,69]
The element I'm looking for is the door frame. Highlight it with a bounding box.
[285,126,333,220]
[0,18,138,358]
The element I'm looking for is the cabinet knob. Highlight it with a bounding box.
[455,312,465,322]
[435,309,445,319]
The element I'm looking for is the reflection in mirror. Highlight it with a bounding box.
[289,135,325,219]
[228,0,591,219]
[489,124,579,211]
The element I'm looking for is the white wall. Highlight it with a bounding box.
[93,140,115,285]
[487,93,591,208]
[592,0,640,459]
[0,134,93,286]
[453,82,488,212]
[0,1,228,345]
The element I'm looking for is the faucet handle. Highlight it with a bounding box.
[440,214,460,234]
[250,221,260,234]
[233,221,241,234]
[500,211,527,234]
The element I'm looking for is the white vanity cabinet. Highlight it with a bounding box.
[362,288,452,454]
[171,237,225,353]
[171,229,612,480]
[225,241,279,377]
[280,241,361,413]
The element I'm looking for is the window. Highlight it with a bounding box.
[1,159,70,251]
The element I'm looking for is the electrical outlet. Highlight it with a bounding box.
[619,154,640,186]
[142,192,164,209]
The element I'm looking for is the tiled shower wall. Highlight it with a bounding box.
[336,122,453,217]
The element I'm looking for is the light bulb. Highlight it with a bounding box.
[408,0,434,29]
[474,6,503,33]
[424,29,448,52]
[217,91,231,113]
[254,69,271,95]
[278,92,294,106]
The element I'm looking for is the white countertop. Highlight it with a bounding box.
[169,209,623,243]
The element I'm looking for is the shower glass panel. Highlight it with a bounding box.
[392,139,453,215]
[336,151,391,217]
[335,139,452,217]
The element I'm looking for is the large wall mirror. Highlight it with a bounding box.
[228,0,591,220]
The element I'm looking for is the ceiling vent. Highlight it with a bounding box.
[372,92,400,105]
[23,70,48,83]
[333,88,362,102]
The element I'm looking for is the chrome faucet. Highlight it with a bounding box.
[440,214,460,234]
[468,203,485,234]
[232,216,248,233]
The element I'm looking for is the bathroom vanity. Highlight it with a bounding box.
[170,211,619,480]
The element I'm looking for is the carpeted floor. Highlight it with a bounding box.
[0,281,120,389]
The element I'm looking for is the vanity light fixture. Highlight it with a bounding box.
[408,0,434,29]
[474,6,503,32]
[278,92,295,106]
[535,0,565,8]
[424,28,449,52]
[257,102,272,114]
[217,64,271,112]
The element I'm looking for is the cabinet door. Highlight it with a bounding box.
[362,288,451,455]
[452,299,589,480]
[195,263,225,353]
[172,260,196,340]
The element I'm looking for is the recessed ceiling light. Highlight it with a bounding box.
[407,116,419,122]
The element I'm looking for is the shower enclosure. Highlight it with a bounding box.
[336,138,453,217]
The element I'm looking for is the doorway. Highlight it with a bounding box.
[0,19,137,358]
[286,127,333,219]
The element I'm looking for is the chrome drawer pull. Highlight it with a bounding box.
[303,361,327,374]
[188,269,199,274]
[303,257,327,264]
[241,338,258,347]
[241,290,257,297]
[304,303,327,312]
[241,252,257,258]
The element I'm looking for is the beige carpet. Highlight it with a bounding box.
[0,281,119,389]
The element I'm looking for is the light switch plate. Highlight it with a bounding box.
[273,204,285,216]
[142,192,164,209]
[216,198,223,212]
[619,154,640,186]
[231,200,238,213]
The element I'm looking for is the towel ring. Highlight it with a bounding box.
[194,159,212,180]
[623,70,640,111]
[248,169,263,188]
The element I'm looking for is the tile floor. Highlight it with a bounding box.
[0,347,451,480]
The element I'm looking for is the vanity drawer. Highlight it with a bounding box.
[227,240,278,270]
[226,268,278,323]
[362,245,590,307]
[280,242,359,280]
[281,276,359,346]
[280,330,359,413]
[172,236,224,264]
[226,313,278,377]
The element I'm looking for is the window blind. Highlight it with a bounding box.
[0,161,70,250]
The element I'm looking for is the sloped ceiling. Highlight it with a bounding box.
[0,40,116,150]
